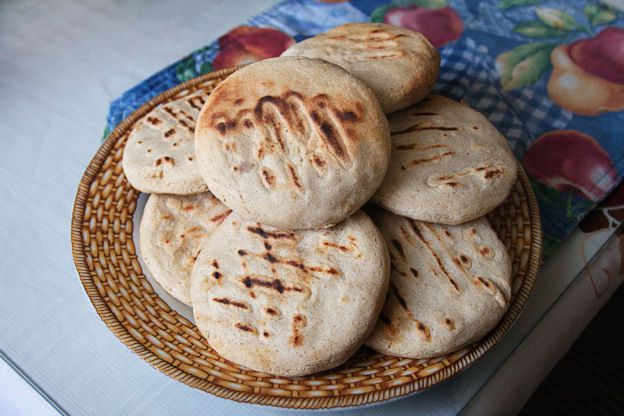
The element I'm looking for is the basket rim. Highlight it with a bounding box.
[70,66,543,410]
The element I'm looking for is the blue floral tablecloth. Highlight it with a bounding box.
[106,0,624,258]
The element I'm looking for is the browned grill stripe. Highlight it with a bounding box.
[390,283,408,311]
[261,168,276,187]
[246,226,295,240]
[209,210,231,224]
[410,221,460,292]
[241,276,303,294]
[235,323,257,334]
[290,314,307,347]
[395,143,446,151]
[390,238,406,259]
[412,112,438,116]
[213,297,248,309]
[188,95,205,110]
[392,125,458,135]
[416,320,432,341]
[409,151,454,167]
[288,164,302,189]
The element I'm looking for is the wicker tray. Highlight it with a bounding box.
[71,67,542,410]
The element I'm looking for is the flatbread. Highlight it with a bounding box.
[194,56,391,229]
[123,92,209,194]
[140,192,231,305]
[366,209,512,358]
[190,211,390,376]
[282,23,440,113]
[373,95,517,225]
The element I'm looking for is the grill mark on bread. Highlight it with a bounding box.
[265,307,279,316]
[389,238,406,259]
[287,164,302,189]
[428,162,507,188]
[187,94,206,111]
[409,221,460,292]
[209,210,231,224]
[322,31,405,61]
[163,106,196,134]
[412,112,438,116]
[155,156,174,167]
[147,116,161,125]
[256,251,340,277]
[390,283,408,310]
[246,226,296,240]
[392,125,458,135]
[444,318,455,331]
[290,314,307,347]
[394,143,446,151]
[242,276,303,294]
[235,323,257,334]
[473,276,507,307]
[261,167,276,188]
[410,268,419,278]
[213,297,248,309]
[390,283,432,342]
[407,151,454,167]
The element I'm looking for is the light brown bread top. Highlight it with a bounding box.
[281,23,440,113]
[140,192,231,305]
[194,56,391,230]
[123,92,209,194]
[365,209,512,359]
[190,211,390,376]
[372,95,517,225]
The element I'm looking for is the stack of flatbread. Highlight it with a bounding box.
[122,22,517,377]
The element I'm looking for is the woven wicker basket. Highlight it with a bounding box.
[71,67,542,410]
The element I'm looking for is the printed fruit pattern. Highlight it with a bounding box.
[548,27,624,115]
[523,130,617,202]
[495,3,623,116]
[213,26,294,70]
[371,0,463,47]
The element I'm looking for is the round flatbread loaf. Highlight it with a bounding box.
[195,56,391,230]
[281,23,440,113]
[190,211,390,376]
[123,92,209,194]
[366,209,512,358]
[373,95,517,225]
[140,192,231,305]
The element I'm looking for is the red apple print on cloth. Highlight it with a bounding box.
[548,27,624,116]
[523,130,618,202]
[580,183,624,233]
[383,5,463,47]
[213,26,294,70]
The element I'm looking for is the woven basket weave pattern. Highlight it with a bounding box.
[71,67,542,409]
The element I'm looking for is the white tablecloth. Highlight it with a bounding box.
[1,1,622,415]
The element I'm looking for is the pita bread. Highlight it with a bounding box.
[123,92,209,194]
[140,192,231,305]
[373,95,517,225]
[194,56,391,230]
[282,23,440,113]
[366,209,512,358]
[190,211,390,376]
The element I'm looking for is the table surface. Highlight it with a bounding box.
[1,1,623,415]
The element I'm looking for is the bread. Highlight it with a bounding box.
[282,23,440,113]
[366,209,512,358]
[140,192,231,305]
[373,95,517,225]
[190,211,390,376]
[194,56,391,229]
[123,92,209,194]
